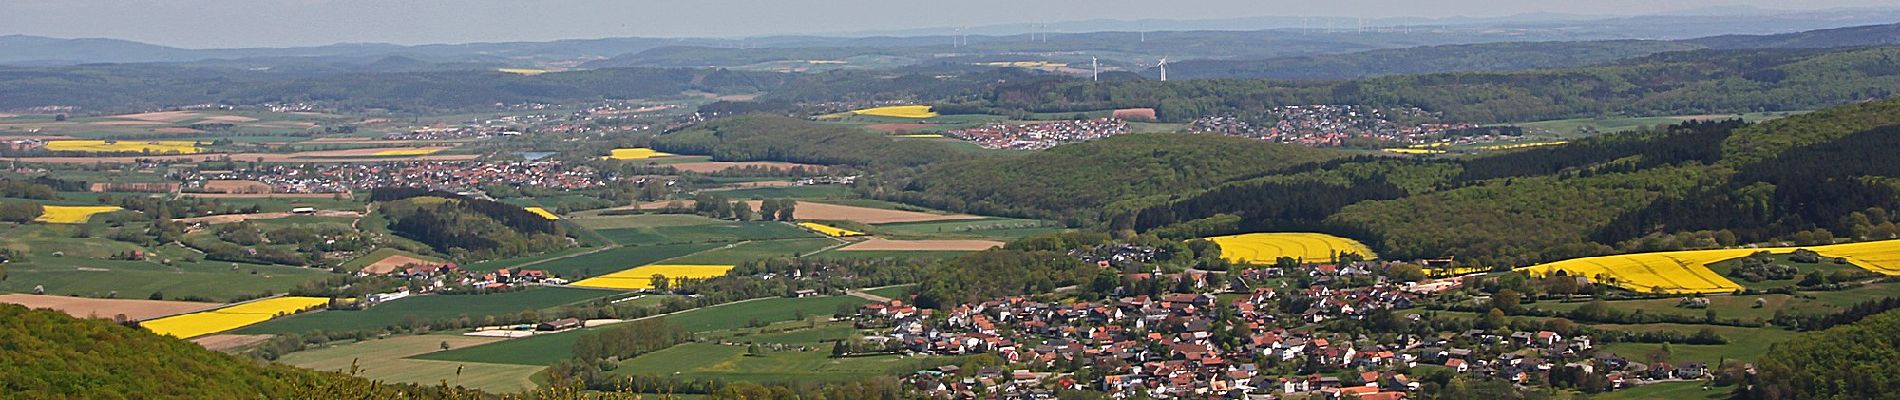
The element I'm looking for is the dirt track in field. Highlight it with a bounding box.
[193,334,274,351]
[0,294,219,321]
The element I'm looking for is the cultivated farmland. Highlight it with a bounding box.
[33,205,125,224]
[522,206,560,220]
[140,296,330,338]
[602,148,674,160]
[234,287,614,334]
[44,140,202,154]
[571,264,735,290]
[0,294,215,321]
[1206,232,1379,264]
[826,105,938,119]
[798,222,865,237]
[1518,239,1900,294]
[277,334,541,393]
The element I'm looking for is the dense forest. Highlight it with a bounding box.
[371,188,571,260]
[871,133,1343,223]
[1740,309,1900,399]
[0,64,782,113]
[949,46,1900,123]
[1162,40,1703,81]
[652,114,972,168]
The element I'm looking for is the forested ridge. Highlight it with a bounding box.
[951,46,1900,123]
[370,188,571,261]
[886,98,1900,267]
[652,114,974,168]
[871,133,1345,223]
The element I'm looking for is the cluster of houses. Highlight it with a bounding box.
[1187,105,1496,147]
[366,263,562,292]
[859,265,1696,399]
[173,161,614,194]
[945,118,1131,150]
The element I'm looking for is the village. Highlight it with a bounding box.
[853,253,1702,399]
[945,118,1132,150]
[169,161,618,194]
[1187,105,1508,147]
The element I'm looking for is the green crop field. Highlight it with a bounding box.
[1594,323,1797,366]
[276,334,542,393]
[571,214,724,230]
[519,243,721,279]
[810,250,973,260]
[0,224,331,301]
[664,238,839,264]
[614,321,935,385]
[1530,282,1897,322]
[712,185,854,199]
[871,218,1063,240]
[338,248,446,272]
[234,287,616,334]
[595,221,818,246]
[414,295,871,365]
[862,284,915,300]
[1507,111,1802,138]
[461,247,596,272]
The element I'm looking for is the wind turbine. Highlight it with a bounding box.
[1157,57,1168,82]
[1091,57,1100,82]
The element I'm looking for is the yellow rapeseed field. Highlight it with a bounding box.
[141,296,329,338]
[34,205,124,224]
[571,264,735,290]
[1519,249,1763,294]
[45,140,202,154]
[798,222,865,237]
[1808,239,1900,275]
[1382,148,1446,155]
[1520,239,1900,293]
[1206,233,1378,264]
[1476,141,1569,151]
[497,68,550,75]
[372,148,443,156]
[846,105,939,119]
[523,207,560,220]
[602,148,675,160]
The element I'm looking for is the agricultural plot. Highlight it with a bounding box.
[871,218,1063,240]
[0,252,331,303]
[595,221,818,246]
[1520,240,1900,294]
[276,334,541,393]
[0,294,215,321]
[339,248,449,274]
[712,185,852,199]
[1518,249,1761,294]
[823,105,938,119]
[1205,232,1379,264]
[372,148,443,156]
[140,296,329,338]
[234,287,614,334]
[571,264,736,290]
[811,250,973,260]
[44,140,202,154]
[1532,282,1898,322]
[611,322,915,384]
[665,238,839,264]
[501,243,720,278]
[522,206,560,220]
[417,295,870,365]
[570,214,723,230]
[33,205,125,224]
[602,148,674,160]
[798,222,865,237]
[1594,323,1796,365]
[837,238,1003,252]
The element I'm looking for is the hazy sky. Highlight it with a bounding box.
[1,0,1894,48]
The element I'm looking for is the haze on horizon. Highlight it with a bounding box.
[1,0,1896,48]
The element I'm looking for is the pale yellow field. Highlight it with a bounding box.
[45,140,202,154]
[1476,141,1568,151]
[140,296,329,338]
[571,264,734,290]
[1206,233,1378,264]
[830,105,938,119]
[1382,148,1446,155]
[523,207,560,220]
[798,222,865,237]
[372,148,443,156]
[602,148,674,160]
[497,68,550,75]
[34,205,124,224]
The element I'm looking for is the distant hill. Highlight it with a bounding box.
[1159,40,1705,80]
[1688,22,1900,49]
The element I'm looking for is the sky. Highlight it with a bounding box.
[1,0,1895,48]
